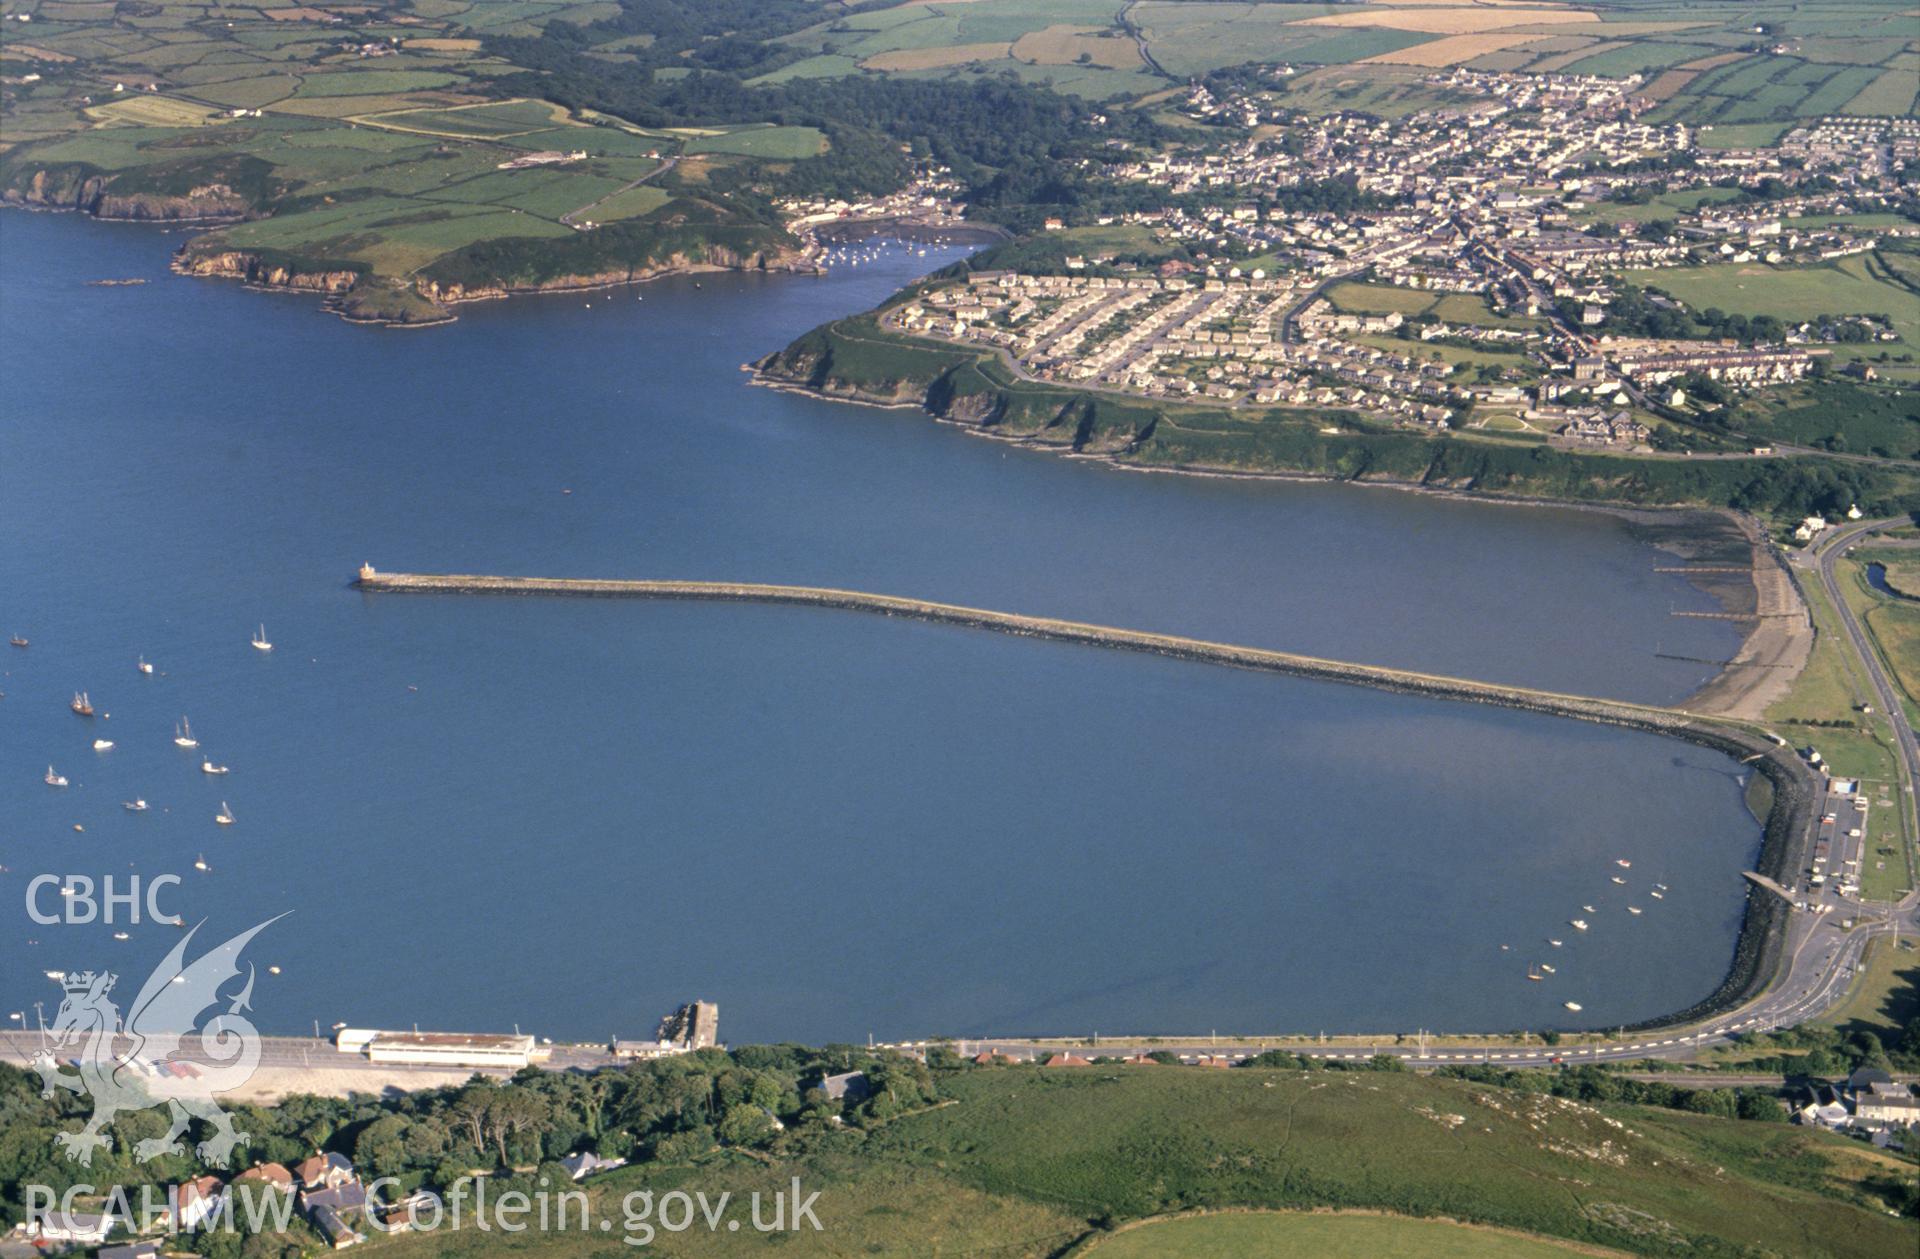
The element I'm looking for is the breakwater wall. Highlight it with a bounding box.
[354,569,1817,1030]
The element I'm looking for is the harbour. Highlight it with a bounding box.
[3,210,1774,1044]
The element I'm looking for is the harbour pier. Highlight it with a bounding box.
[352,563,1820,1028]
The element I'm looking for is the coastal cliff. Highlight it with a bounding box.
[758,316,1920,518]
[415,241,813,306]
[173,249,361,293]
[3,165,257,221]
[0,153,270,222]
[165,212,812,326]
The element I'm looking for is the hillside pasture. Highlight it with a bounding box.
[860,42,1010,71]
[1011,25,1147,70]
[1084,1211,1619,1258]
[85,94,222,127]
[682,125,829,159]
[1297,5,1599,34]
[1367,32,1545,66]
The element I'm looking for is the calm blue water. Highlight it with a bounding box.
[2,211,1757,1041]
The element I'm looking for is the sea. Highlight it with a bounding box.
[0,210,1759,1044]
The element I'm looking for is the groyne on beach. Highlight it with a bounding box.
[352,566,1819,1031]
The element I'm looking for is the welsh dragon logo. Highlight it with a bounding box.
[33,915,285,1167]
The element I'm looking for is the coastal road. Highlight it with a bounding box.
[1800,514,1920,891]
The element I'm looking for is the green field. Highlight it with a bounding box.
[1626,254,1920,367]
[318,1065,1918,1259]
[1084,1211,1615,1257]
[683,124,828,159]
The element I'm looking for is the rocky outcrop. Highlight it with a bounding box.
[415,244,813,306]
[5,166,254,221]
[171,249,360,293]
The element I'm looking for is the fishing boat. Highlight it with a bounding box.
[124,799,148,812]
[1564,1001,1583,1012]
[215,802,234,826]
[9,635,26,648]
[137,656,153,675]
[1570,919,1589,931]
[1527,965,1543,981]
[70,691,94,716]
[1615,859,1631,868]
[174,719,198,749]
[92,739,113,751]
[251,624,272,652]
[201,759,229,776]
[1627,906,1643,915]
[45,765,68,787]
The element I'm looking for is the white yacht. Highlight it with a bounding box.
[93,739,114,751]
[215,802,234,825]
[201,759,229,776]
[1570,919,1589,931]
[137,656,154,674]
[174,718,198,749]
[251,624,272,652]
[1564,1002,1583,1012]
[44,765,68,787]
[124,799,148,812]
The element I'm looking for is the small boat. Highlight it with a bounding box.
[268,965,282,975]
[192,854,208,872]
[1649,891,1664,900]
[93,739,114,751]
[1615,859,1631,869]
[251,624,272,652]
[215,802,234,825]
[1582,904,1596,913]
[174,719,198,748]
[45,765,68,787]
[1549,938,1563,947]
[1627,906,1643,915]
[112,931,129,941]
[1610,876,1626,885]
[71,691,95,717]
[1653,883,1667,891]
[137,656,153,675]
[9,635,26,648]
[1570,919,1589,931]
[1564,1001,1583,1012]
[1541,963,1556,974]
[124,799,148,812]
[201,760,229,776]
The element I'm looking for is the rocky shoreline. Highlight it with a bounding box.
[172,241,818,327]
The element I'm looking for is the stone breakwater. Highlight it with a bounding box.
[354,569,1816,1031]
